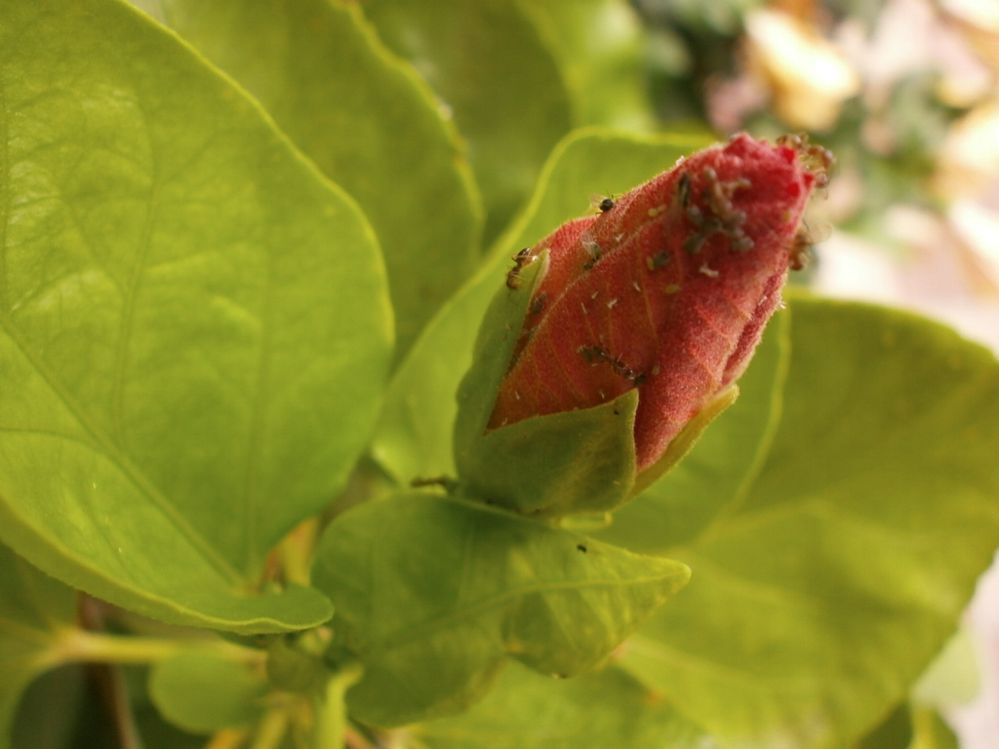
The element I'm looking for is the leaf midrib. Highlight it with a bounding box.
[370,568,686,651]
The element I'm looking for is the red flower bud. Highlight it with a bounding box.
[490,134,820,471]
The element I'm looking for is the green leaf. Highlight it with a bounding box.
[362,0,573,241]
[518,0,656,132]
[0,545,76,749]
[148,651,268,734]
[599,309,790,551]
[409,662,711,749]
[311,492,689,727]
[617,295,999,747]
[131,0,482,360]
[372,129,711,485]
[0,0,393,631]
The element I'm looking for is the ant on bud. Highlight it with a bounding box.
[506,247,534,290]
[590,194,616,214]
[777,133,834,188]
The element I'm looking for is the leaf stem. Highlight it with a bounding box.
[52,628,264,667]
[248,708,289,749]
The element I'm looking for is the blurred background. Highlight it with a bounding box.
[602,0,999,744]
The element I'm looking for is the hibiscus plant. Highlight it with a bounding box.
[2,2,998,749]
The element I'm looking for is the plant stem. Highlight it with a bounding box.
[248,708,289,749]
[204,729,249,749]
[278,517,318,586]
[53,628,264,667]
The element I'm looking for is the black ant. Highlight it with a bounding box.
[576,345,646,385]
[506,247,533,290]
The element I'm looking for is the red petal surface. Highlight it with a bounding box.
[491,135,816,469]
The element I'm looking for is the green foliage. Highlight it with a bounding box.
[312,492,689,726]
[1,2,997,747]
[133,0,482,360]
[410,662,711,749]
[0,0,394,630]
[613,296,999,747]
[363,0,574,242]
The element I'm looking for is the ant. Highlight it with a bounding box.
[777,133,834,188]
[506,247,534,290]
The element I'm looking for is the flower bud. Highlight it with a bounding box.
[490,134,820,472]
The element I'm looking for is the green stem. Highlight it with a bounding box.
[249,708,288,749]
[52,628,264,667]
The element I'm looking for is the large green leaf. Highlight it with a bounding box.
[131,0,481,360]
[0,545,76,749]
[599,308,791,551]
[408,662,710,749]
[0,0,392,631]
[362,0,573,241]
[311,492,689,727]
[371,129,710,484]
[616,296,999,747]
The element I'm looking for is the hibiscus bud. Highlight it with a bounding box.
[493,134,819,471]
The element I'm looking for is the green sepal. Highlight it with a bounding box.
[631,385,739,497]
[462,392,639,516]
[453,254,638,516]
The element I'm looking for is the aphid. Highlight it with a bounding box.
[789,228,814,271]
[505,246,533,290]
[646,250,671,270]
[678,172,692,208]
[530,292,548,316]
[679,167,754,254]
[576,543,588,553]
[699,263,719,278]
[581,235,603,270]
[599,197,615,213]
[777,133,834,188]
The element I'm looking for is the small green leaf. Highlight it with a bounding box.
[617,295,999,746]
[311,492,689,727]
[410,662,711,749]
[372,130,710,485]
[132,0,482,359]
[0,545,76,749]
[0,0,393,631]
[149,651,268,734]
[362,0,573,241]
